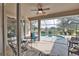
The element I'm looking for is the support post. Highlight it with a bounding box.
[38,20,40,41]
[16,3,21,56]
[2,3,6,56]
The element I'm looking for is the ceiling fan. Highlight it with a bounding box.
[31,3,50,15]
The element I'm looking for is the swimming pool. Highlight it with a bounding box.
[40,35,68,44]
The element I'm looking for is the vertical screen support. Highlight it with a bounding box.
[16,3,21,56]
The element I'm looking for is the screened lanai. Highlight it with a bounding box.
[0,3,79,56]
[30,15,79,56]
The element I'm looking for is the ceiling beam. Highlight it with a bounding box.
[28,9,79,21]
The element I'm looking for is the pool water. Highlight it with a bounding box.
[40,35,64,40]
[40,35,68,44]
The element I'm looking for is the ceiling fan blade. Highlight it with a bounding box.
[31,9,38,11]
[43,8,50,10]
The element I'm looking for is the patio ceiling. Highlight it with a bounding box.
[5,3,79,19]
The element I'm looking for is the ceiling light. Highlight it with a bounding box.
[38,11,43,13]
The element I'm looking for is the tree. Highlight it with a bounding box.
[56,16,79,35]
